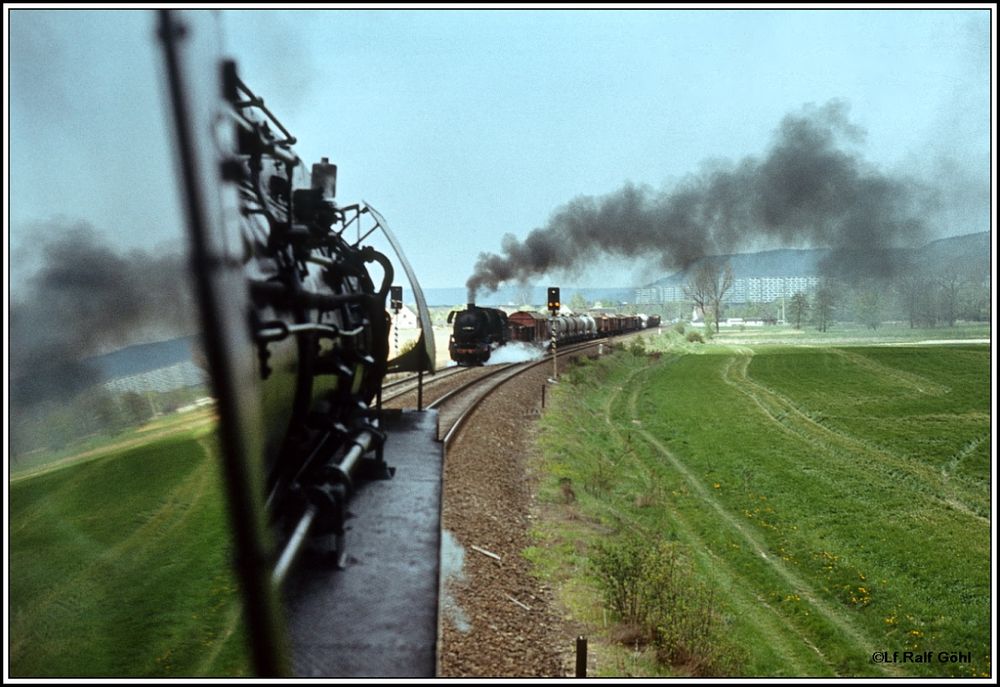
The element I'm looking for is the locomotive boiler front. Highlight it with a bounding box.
[448,303,508,365]
[452,305,489,343]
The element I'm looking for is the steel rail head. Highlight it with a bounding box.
[439,338,609,448]
[425,363,516,410]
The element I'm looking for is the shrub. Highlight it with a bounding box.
[686,331,704,344]
[590,536,649,625]
[590,534,744,676]
[628,336,647,356]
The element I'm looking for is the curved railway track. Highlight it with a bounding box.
[381,329,648,457]
[431,338,609,446]
[434,336,617,677]
[381,364,502,409]
[381,365,469,402]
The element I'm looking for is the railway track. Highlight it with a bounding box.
[381,365,470,404]
[430,363,520,443]
[434,329,654,676]
[434,336,614,677]
[431,338,608,446]
[381,364,506,409]
[381,331,641,442]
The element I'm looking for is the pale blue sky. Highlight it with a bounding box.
[7,7,993,289]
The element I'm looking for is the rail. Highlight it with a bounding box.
[380,365,469,403]
[436,339,606,448]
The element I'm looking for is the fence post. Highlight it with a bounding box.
[575,635,587,677]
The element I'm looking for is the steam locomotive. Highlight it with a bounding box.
[447,304,509,364]
[448,303,661,365]
[158,10,436,676]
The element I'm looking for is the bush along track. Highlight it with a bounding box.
[526,341,990,678]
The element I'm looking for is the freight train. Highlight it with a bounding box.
[448,303,661,365]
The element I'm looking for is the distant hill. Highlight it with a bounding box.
[648,232,989,287]
[85,233,988,373]
[911,232,991,276]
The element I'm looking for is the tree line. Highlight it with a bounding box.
[684,261,989,333]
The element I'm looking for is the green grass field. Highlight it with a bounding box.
[709,321,991,346]
[8,422,252,677]
[529,338,991,677]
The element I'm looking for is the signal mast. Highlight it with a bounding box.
[548,286,560,381]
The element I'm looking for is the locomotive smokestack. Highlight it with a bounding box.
[467,302,475,310]
[311,156,337,199]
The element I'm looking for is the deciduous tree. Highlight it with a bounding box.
[813,284,835,332]
[789,291,810,329]
[685,262,734,333]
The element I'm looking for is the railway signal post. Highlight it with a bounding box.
[548,287,560,381]
[390,285,403,356]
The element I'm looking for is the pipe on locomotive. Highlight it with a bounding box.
[271,429,375,586]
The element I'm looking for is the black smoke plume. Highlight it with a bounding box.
[467,100,936,300]
[9,220,193,409]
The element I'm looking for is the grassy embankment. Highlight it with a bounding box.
[9,417,252,677]
[527,331,990,677]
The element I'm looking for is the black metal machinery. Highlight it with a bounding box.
[447,304,509,365]
[158,9,436,676]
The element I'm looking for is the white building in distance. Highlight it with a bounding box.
[636,276,820,305]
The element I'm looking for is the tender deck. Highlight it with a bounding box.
[282,409,443,677]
